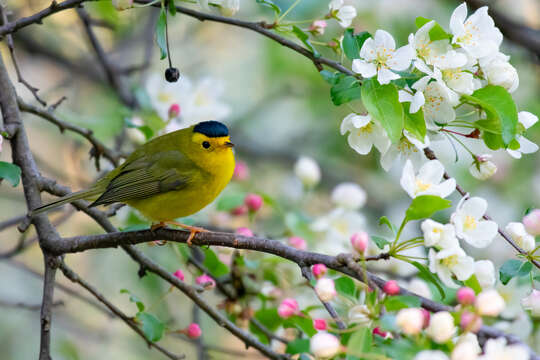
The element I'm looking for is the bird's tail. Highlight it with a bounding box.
[30,188,102,216]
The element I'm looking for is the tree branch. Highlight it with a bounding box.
[133,0,354,76]
[424,148,540,270]
[0,0,96,37]
[18,97,121,167]
[58,260,185,360]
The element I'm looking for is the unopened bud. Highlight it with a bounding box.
[244,193,263,212]
[350,231,369,254]
[457,287,476,305]
[310,332,341,358]
[172,269,185,281]
[523,209,540,236]
[278,298,299,318]
[288,236,307,250]
[312,264,328,279]
[460,311,482,333]
[309,20,327,36]
[313,318,327,331]
[383,280,400,296]
[196,274,216,290]
[235,227,253,237]
[186,323,202,339]
[233,160,249,181]
[168,103,181,118]
[315,278,337,302]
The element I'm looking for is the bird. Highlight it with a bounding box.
[31,120,235,244]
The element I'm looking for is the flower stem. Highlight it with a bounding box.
[277,0,302,24]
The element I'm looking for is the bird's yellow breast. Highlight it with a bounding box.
[127,148,235,222]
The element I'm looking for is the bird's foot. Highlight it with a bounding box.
[149,222,168,245]
[163,221,209,246]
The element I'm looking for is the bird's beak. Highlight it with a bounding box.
[224,141,234,148]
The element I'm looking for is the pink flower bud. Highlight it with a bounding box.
[312,264,328,279]
[168,103,181,118]
[172,269,185,281]
[187,323,202,339]
[457,287,476,305]
[309,20,327,36]
[235,227,253,237]
[383,280,400,296]
[460,311,482,333]
[278,298,299,318]
[523,209,540,236]
[350,232,369,254]
[313,318,327,331]
[244,193,263,212]
[196,274,216,289]
[372,327,390,338]
[288,236,307,250]
[230,205,248,216]
[233,161,249,181]
[421,308,430,328]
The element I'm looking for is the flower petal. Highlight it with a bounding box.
[464,220,498,248]
[450,3,467,37]
[518,111,538,129]
[374,29,395,50]
[377,68,400,85]
[352,59,377,78]
[452,255,474,281]
[400,160,416,198]
[418,160,445,184]
[388,45,414,71]
[461,197,487,218]
[517,136,539,155]
[410,91,425,113]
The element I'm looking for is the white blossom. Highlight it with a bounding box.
[469,155,497,180]
[426,311,456,343]
[348,304,373,326]
[474,260,496,289]
[310,332,341,358]
[407,279,432,300]
[476,289,505,316]
[449,3,503,59]
[452,334,480,360]
[312,208,366,252]
[480,53,519,93]
[352,30,414,84]
[329,0,357,28]
[400,159,456,198]
[331,182,366,210]
[429,247,474,288]
[294,156,321,188]
[408,20,467,69]
[451,197,498,248]
[340,113,391,155]
[415,350,449,360]
[146,74,230,129]
[522,289,540,318]
[380,131,429,171]
[507,111,539,159]
[421,219,458,249]
[396,308,424,335]
[315,278,337,302]
[477,338,528,360]
[398,86,425,114]
[505,222,535,252]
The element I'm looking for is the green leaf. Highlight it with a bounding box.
[283,315,316,337]
[410,261,445,300]
[346,327,372,359]
[463,275,482,294]
[379,216,397,234]
[415,17,452,41]
[371,235,391,250]
[285,339,310,355]
[342,29,360,60]
[292,26,320,58]
[384,295,421,311]
[216,193,245,211]
[255,308,282,332]
[361,78,404,143]
[168,0,176,15]
[136,312,165,342]
[202,248,230,277]
[335,276,357,299]
[463,85,518,145]
[403,103,426,141]
[330,74,362,105]
[256,0,281,14]
[0,161,21,187]
[156,7,168,60]
[320,70,338,85]
[405,195,451,221]
[120,289,145,312]
[499,259,532,285]
[354,31,372,51]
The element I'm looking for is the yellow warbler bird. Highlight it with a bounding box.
[31,120,235,243]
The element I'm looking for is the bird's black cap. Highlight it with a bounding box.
[193,121,229,138]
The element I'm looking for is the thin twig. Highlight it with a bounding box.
[0,5,47,105]
[424,147,540,270]
[58,261,185,360]
[0,298,63,311]
[18,97,121,167]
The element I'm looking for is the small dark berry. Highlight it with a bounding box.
[165,67,180,82]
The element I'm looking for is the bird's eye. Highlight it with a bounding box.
[202,141,211,149]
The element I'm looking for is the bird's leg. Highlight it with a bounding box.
[150,222,168,245]
[163,221,209,246]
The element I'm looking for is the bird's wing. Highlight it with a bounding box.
[89,150,195,206]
